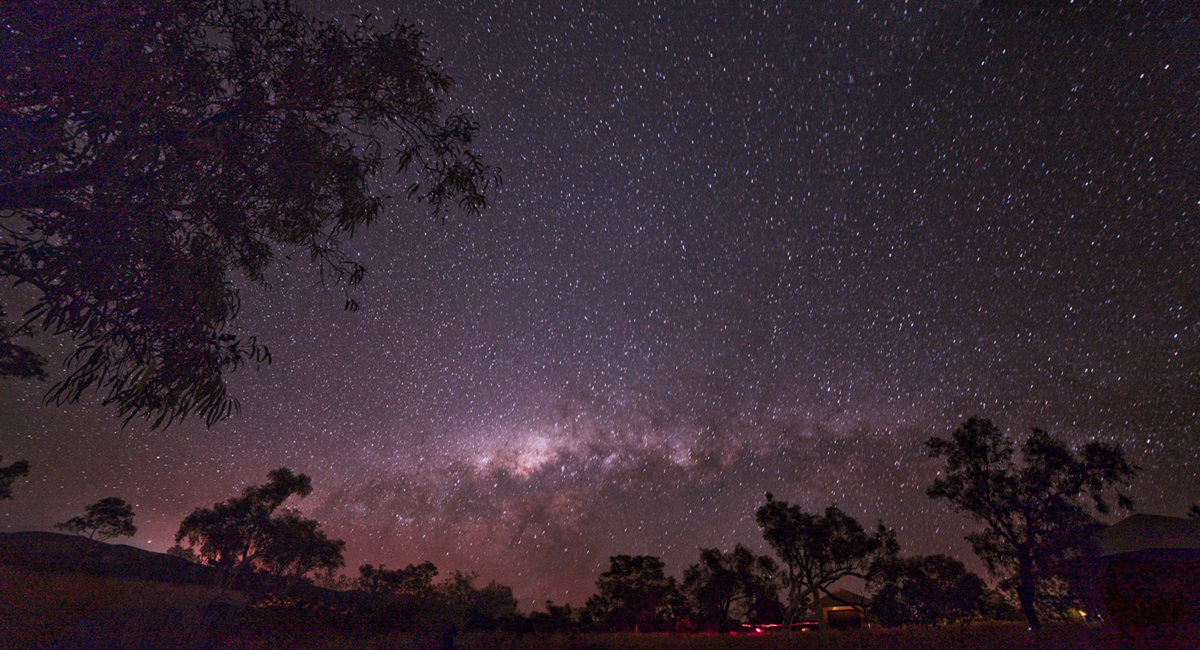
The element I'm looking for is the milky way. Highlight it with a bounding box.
[1,0,1196,609]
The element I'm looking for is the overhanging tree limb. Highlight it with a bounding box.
[1,0,498,428]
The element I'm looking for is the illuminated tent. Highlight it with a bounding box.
[810,588,871,628]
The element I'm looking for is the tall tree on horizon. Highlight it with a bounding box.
[926,417,1136,630]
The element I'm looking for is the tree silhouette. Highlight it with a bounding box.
[926,417,1136,630]
[1,0,497,428]
[175,467,343,586]
[256,508,346,579]
[529,601,578,634]
[682,545,777,632]
[0,307,47,381]
[0,456,30,501]
[55,496,138,540]
[359,561,439,595]
[437,570,519,632]
[1,310,39,502]
[756,495,889,642]
[585,555,679,632]
[867,554,987,627]
[1189,480,1200,519]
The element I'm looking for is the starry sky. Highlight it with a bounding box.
[1,0,1197,610]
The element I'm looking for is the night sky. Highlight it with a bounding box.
[1,0,1196,611]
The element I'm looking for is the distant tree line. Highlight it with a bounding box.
[542,419,1135,638]
[9,418,1147,643]
[539,419,1139,638]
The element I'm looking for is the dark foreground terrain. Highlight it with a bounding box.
[2,532,1197,650]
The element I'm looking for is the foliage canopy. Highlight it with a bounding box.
[867,553,987,628]
[437,569,520,631]
[0,455,31,500]
[756,495,890,639]
[0,306,46,380]
[174,467,344,585]
[0,0,496,428]
[681,544,778,632]
[584,555,679,632]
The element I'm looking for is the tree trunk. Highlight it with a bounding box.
[718,600,732,633]
[1017,562,1041,631]
[815,588,830,650]
[782,598,799,636]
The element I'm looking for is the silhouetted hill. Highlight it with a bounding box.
[0,531,219,585]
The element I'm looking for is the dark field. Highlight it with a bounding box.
[3,566,1197,650]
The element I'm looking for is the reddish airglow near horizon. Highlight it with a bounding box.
[0,0,1196,611]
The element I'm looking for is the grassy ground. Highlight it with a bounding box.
[3,567,1197,650]
[0,566,242,650]
[511,624,1200,650]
